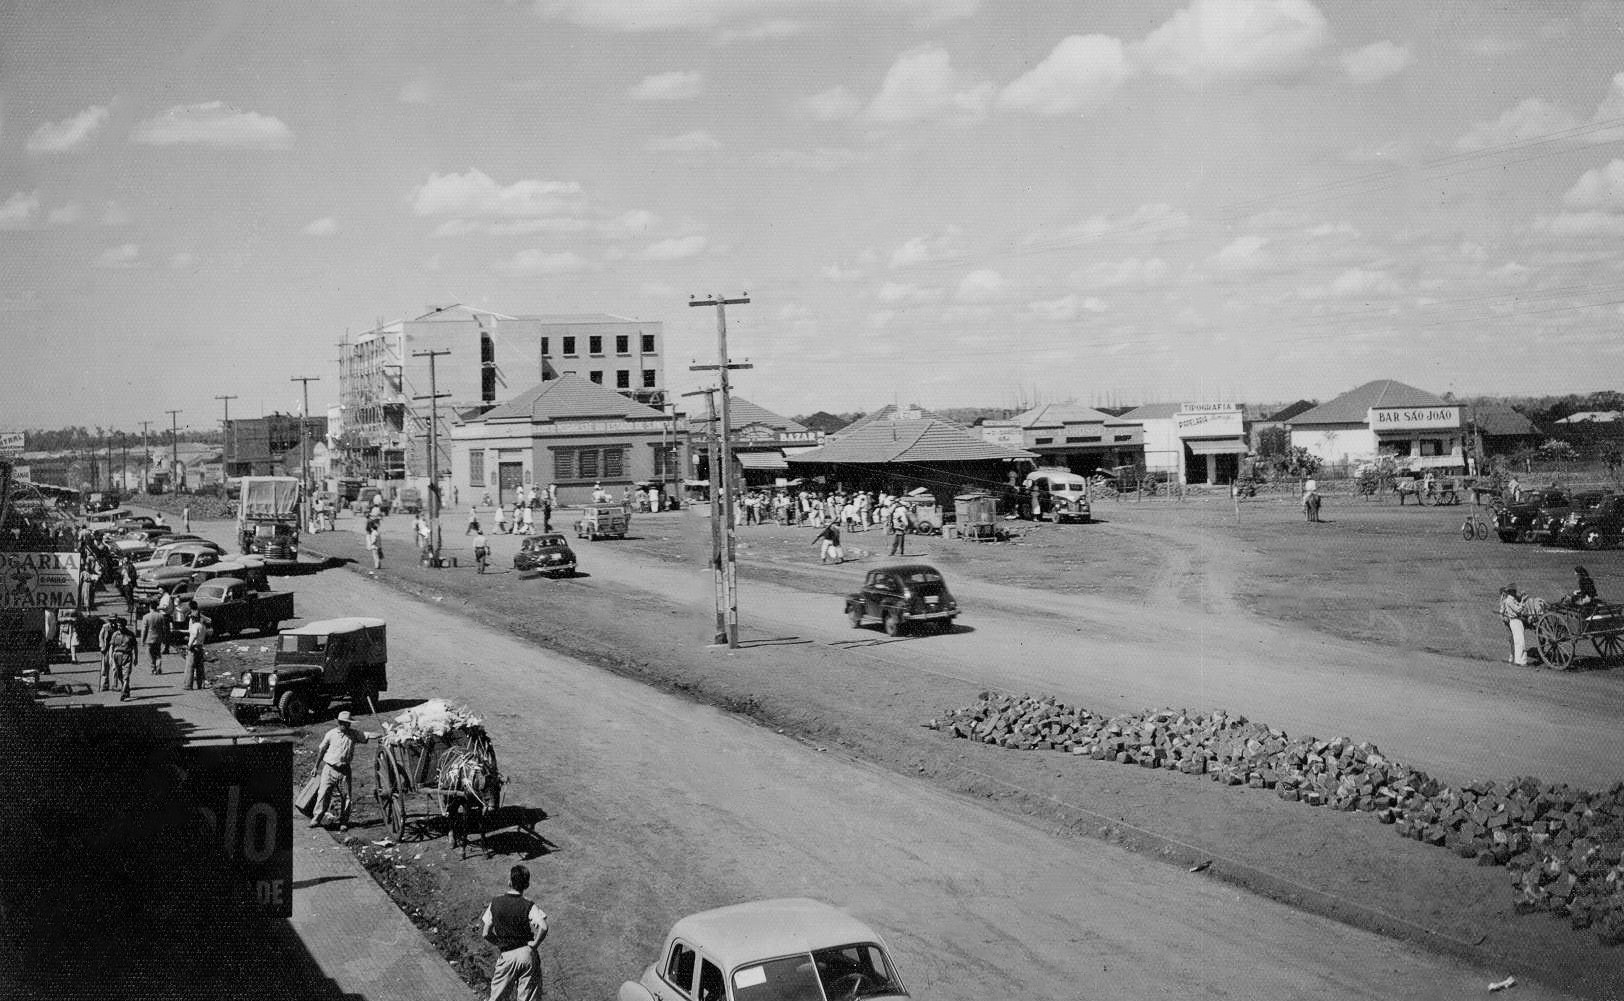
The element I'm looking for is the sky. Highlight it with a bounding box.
[3,0,1624,432]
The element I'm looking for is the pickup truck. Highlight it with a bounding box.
[190,578,295,637]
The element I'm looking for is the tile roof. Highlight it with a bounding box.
[477,374,667,423]
[835,403,968,437]
[1290,380,1448,425]
[1472,404,1539,437]
[686,397,807,434]
[1003,403,1132,428]
[1262,399,1318,423]
[788,409,1034,464]
[1117,403,1184,420]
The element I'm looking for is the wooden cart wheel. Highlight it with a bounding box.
[383,792,406,840]
[1594,631,1624,668]
[1536,612,1579,671]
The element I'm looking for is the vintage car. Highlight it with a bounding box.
[190,577,295,637]
[108,537,156,564]
[135,555,269,605]
[1494,488,1572,543]
[1023,468,1092,523]
[1552,493,1624,550]
[82,507,132,528]
[514,532,577,576]
[351,486,391,515]
[396,487,423,514]
[575,503,630,540]
[231,617,387,725]
[136,539,226,574]
[1524,491,1607,545]
[845,564,959,636]
[619,898,911,1001]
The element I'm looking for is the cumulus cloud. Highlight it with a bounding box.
[538,0,977,32]
[433,208,657,239]
[1539,211,1624,236]
[26,105,109,153]
[955,269,1008,301]
[998,35,1132,116]
[802,85,861,121]
[822,263,864,281]
[0,191,40,230]
[1341,40,1411,84]
[629,71,704,101]
[865,46,993,123]
[492,249,592,276]
[1304,267,1402,299]
[641,235,707,259]
[877,281,941,304]
[47,203,83,226]
[1071,256,1168,289]
[889,225,964,267]
[1210,234,1270,270]
[168,252,195,271]
[748,147,864,172]
[649,130,720,152]
[717,19,804,43]
[1134,0,1329,84]
[101,203,131,226]
[131,102,293,148]
[1043,203,1191,245]
[1027,294,1107,321]
[1564,160,1624,210]
[302,217,338,236]
[1455,98,1578,152]
[1464,36,1523,58]
[412,169,584,217]
[95,244,140,268]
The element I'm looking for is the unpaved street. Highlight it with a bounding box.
[271,543,1573,999]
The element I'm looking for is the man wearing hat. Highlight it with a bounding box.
[1498,584,1534,666]
[310,710,379,831]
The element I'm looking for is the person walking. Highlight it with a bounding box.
[98,615,117,691]
[473,528,490,574]
[466,505,481,536]
[366,519,384,571]
[138,602,168,675]
[813,522,843,564]
[110,617,137,701]
[541,494,552,533]
[495,504,509,535]
[888,502,910,556]
[1499,584,1535,666]
[181,506,191,533]
[309,710,377,831]
[119,558,138,616]
[182,604,211,690]
[519,503,534,536]
[481,864,548,1001]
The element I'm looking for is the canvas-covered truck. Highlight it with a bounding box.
[231,617,388,726]
[190,577,295,637]
[237,476,302,561]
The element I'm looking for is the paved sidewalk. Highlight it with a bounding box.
[41,651,475,1000]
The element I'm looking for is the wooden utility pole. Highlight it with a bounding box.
[214,395,238,475]
[411,349,451,565]
[682,388,725,644]
[138,420,152,492]
[290,377,319,531]
[165,410,182,493]
[689,294,752,648]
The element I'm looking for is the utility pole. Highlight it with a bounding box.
[682,388,725,644]
[215,394,238,477]
[411,350,451,565]
[689,294,752,648]
[138,420,152,493]
[290,377,319,534]
[165,410,182,494]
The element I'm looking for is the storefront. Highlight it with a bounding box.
[1122,403,1249,485]
[1368,405,1466,471]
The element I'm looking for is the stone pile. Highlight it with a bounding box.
[928,692,1624,945]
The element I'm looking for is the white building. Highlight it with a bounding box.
[1289,379,1466,472]
[1116,402,1249,485]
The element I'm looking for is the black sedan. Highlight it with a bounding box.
[514,533,577,576]
[845,563,958,636]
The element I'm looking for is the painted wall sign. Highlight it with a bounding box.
[1174,412,1245,436]
[1179,403,1238,414]
[1367,406,1461,431]
[0,551,81,609]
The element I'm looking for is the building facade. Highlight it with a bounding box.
[978,403,1143,476]
[1117,403,1249,485]
[223,414,328,478]
[1290,380,1467,473]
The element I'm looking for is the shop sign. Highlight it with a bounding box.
[179,742,294,916]
[980,427,1025,447]
[12,466,29,482]
[0,431,23,456]
[0,551,80,609]
[1175,411,1244,436]
[1179,403,1237,414]
[1368,406,1460,431]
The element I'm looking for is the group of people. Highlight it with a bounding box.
[808,492,918,561]
[467,485,555,538]
[1498,566,1602,666]
[85,595,211,700]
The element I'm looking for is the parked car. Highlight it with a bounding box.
[190,577,295,638]
[575,504,629,540]
[1552,494,1624,550]
[1023,468,1092,523]
[845,564,959,636]
[351,486,391,515]
[513,532,577,576]
[231,617,388,725]
[1524,491,1607,545]
[1494,488,1571,542]
[135,540,226,574]
[618,898,911,1001]
[396,487,423,514]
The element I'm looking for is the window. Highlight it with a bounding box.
[1114,434,1133,442]
[1066,435,1101,443]
[589,335,603,354]
[643,369,658,388]
[665,943,697,993]
[1034,437,1054,445]
[652,445,679,477]
[1420,438,1446,456]
[604,448,624,478]
[578,449,599,478]
[698,960,724,1001]
[540,337,549,356]
[616,370,631,389]
[616,335,629,354]
[469,450,484,487]
[642,334,656,353]
[590,371,604,384]
[562,336,577,355]
[553,450,573,480]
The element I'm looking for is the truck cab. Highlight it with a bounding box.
[231,617,388,726]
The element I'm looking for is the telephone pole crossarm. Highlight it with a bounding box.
[687,293,750,649]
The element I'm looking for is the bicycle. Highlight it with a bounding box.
[1461,511,1491,541]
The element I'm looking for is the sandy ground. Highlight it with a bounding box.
[179,491,1624,998]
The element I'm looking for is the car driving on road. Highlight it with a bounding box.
[513,532,577,576]
[845,563,958,636]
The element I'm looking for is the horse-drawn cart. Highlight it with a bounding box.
[373,700,503,851]
[1530,599,1624,670]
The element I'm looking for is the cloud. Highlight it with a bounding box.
[865,46,993,123]
[130,102,293,148]
[411,169,583,217]
[1026,294,1107,321]
[538,0,976,32]
[46,203,83,226]
[1042,203,1191,245]
[955,269,1008,301]
[1463,36,1523,58]
[1538,211,1624,236]
[433,208,656,238]
[1564,159,1624,210]
[168,252,195,271]
[641,235,707,259]
[1134,0,1330,84]
[302,217,338,236]
[877,281,941,304]
[802,85,861,121]
[1306,221,1359,238]
[95,244,140,268]
[0,190,40,230]
[717,19,804,42]
[26,105,109,153]
[398,80,434,104]
[101,202,131,226]
[492,249,592,276]
[998,35,1132,116]
[1210,234,1270,270]
[747,147,863,172]
[889,225,964,267]
[649,130,720,152]
[1455,98,1578,151]
[1303,267,1402,298]
[1341,40,1411,84]
[629,71,704,101]
[822,263,864,281]
[1071,256,1168,289]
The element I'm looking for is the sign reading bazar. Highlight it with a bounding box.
[0,551,80,609]
[1367,406,1461,431]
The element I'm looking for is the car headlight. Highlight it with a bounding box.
[268,674,278,688]
[240,671,252,686]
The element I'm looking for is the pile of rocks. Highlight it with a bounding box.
[927,692,1624,944]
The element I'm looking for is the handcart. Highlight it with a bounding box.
[373,701,503,853]
[953,493,997,541]
[1530,599,1624,670]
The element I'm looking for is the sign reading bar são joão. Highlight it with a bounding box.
[1367,406,1461,431]
[1,551,81,609]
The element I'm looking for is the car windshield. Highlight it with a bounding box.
[732,943,904,1001]
[899,570,943,585]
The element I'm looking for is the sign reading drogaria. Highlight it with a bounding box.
[0,551,81,609]
[1367,406,1461,431]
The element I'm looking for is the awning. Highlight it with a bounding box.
[736,451,788,470]
[1184,438,1248,456]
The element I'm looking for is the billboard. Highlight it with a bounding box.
[179,742,295,916]
[0,431,23,457]
[0,551,81,609]
[1368,406,1461,432]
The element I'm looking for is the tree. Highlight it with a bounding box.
[1536,438,1578,462]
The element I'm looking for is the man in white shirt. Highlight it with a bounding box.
[481,865,548,1001]
[183,606,211,690]
[310,710,378,830]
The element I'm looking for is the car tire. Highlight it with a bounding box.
[883,609,903,636]
[277,689,315,727]
[848,605,864,628]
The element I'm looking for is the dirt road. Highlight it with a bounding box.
[279,562,1566,1000]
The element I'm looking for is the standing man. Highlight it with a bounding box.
[541,492,553,533]
[366,519,384,572]
[1499,584,1535,666]
[466,504,481,536]
[888,502,910,557]
[481,864,548,1001]
[183,606,210,690]
[181,505,191,533]
[98,615,117,691]
[110,617,138,701]
[138,602,168,675]
[309,710,378,831]
[473,527,490,574]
